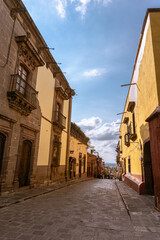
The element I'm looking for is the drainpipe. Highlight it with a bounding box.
[65,97,72,181]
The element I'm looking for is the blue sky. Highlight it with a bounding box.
[23,0,160,163]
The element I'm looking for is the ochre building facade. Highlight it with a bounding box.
[119,9,160,210]
[36,55,74,184]
[69,123,88,179]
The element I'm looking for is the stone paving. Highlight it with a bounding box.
[116,181,160,240]
[0,178,91,208]
[0,179,160,240]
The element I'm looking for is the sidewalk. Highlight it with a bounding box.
[116,180,160,239]
[0,178,93,209]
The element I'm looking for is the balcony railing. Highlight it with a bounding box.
[53,111,66,129]
[9,74,38,107]
[7,74,38,116]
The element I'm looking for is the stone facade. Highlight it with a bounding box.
[0,0,44,193]
[0,0,74,193]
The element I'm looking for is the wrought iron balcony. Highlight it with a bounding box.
[53,111,66,129]
[7,74,38,116]
[124,133,130,147]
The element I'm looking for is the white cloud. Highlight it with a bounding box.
[79,118,120,141]
[83,68,106,77]
[77,117,120,163]
[55,0,67,18]
[77,116,102,130]
[75,0,91,17]
[75,0,112,17]
[95,0,112,7]
[23,0,112,19]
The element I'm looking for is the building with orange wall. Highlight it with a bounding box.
[69,123,89,179]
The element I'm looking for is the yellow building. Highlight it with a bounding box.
[119,9,160,210]
[35,52,75,184]
[69,123,89,179]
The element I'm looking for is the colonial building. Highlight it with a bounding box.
[118,9,160,210]
[87,153,97,178]
[97,157,105,178]
[36,63,74,184]
[69,123,89,179]
[0,0,74,193]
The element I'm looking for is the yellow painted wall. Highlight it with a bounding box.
[120,14,159,176]
[37,118,51,165]
[36,65,55,120]
[150,12,160,104]
[69,136,88,175]
[36,65,55,166]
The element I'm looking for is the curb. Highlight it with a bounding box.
[115,180,131,219]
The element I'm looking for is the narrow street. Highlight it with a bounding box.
[0,180,160,240]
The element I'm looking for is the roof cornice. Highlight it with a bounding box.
[120,8,160,128]
[4,0,71,89]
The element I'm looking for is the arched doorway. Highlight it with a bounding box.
[18,140,32,187]
[0,133,6,175]
[144,141,154,194]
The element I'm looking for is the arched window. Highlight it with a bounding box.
[0,133,6,174]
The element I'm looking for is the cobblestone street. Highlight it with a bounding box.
[0,179,160,240]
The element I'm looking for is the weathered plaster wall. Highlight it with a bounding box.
[120,14,159,177]
[36,65,55,166]
[150,12,160,105]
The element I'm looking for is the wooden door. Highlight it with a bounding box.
[0,133,6,174]
[19,140,32,187]
[144,141,154,195]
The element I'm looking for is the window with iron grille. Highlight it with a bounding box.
[128,157,131,173]
[127,122,132,135]
[16,65,28,95]
[132,112,136,134]
[124,133,130,147]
